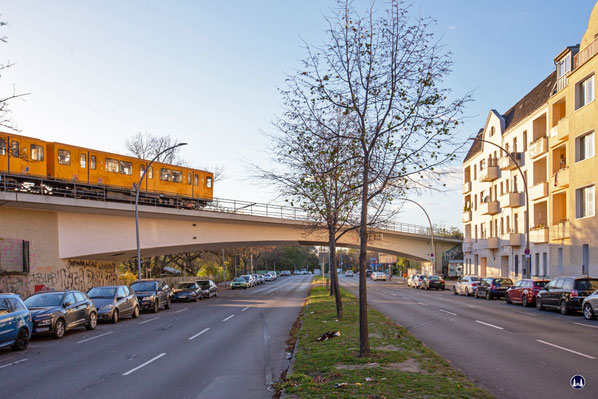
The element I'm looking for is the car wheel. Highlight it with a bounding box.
[486,291,491,300]
[559,300,569,315]
[165,297,171,310]
[112,309,119,324]
[152,300,159,313]
[11,328,29,351]
[474,289,479,298]
[195,295,200,302]
[583,303,595,320]
[53,318,66,339]
[505,294,511,304]
[214,291,217,297]
[453,286,457,295]
[521,295,528,307]
[465,288,470,297]
[536,298,545,311]
[86,312,97,330]
[132,305,140,318]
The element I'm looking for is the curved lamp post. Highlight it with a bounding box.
[399,198,435,274]
[134,142,188,279]
[467,137,530,279]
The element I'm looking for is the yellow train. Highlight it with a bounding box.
[0,132,214,206]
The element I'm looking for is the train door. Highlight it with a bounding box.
[88,152,99,184]
[0,135,8,173]
[5,135,23,174]
[78,150,88,183]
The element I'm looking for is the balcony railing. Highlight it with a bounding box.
[529,137,548,159]
[550,118,568,142]
[551,220,570,240]
[575,37,598,69]
[502,192,523,208]
[480,165,500,182]
[508,232,524,246]
[498,153,522,170]
[552,167,569,190]
[480,200,500,216]
[463,181,472,194]
[462,210,472,223]
[487,237,499,250]
[530,182,548,201]
[463,240,472,253]
[530,228,549,244]
[553,73,569,95]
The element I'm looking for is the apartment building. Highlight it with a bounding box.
[462,3,598,280]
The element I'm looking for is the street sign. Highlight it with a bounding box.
[524,254,531,259]
[524,247,530,255]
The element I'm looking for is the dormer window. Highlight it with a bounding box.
[557,54,571,78]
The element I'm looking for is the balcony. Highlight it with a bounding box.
[530,182,548,201]
[530,228,549,244]
[462,210,472,223]
[480,201,500,216]
[480,165,500,182]
[552,167,569,190]
[550,118,569,144]
[487,237,499,250]
[462,181,472,194]
[529,137,548,159]
[463,241,472,253]
[499,153,522,170]
[508,233,524,246]
[551,220,570,240]
[574,37,598,69]
[502,192,523,208]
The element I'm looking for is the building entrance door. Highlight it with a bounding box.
[480,257,487,277]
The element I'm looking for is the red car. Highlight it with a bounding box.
[505,279,549,307]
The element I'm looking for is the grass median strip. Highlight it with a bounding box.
[280,281,493,398]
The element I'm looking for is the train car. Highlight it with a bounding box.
[0,132,48,178]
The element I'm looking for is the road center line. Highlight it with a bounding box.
[174,308,189,314]
[188,328,210,340]
[241,306,250,311]
[475,320,504,330]
[439,309,457,316]
[138,317,159,325]
[122,353,167,376]
[0,358,28,369]
[536,340,596,359]
[573,322,598,329]
[391,293,397,297]
[215,299,222,302]
[222,315,235,322]
[77,331,113,344]
[417,302,429,307]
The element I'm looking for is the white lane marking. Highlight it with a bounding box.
[0,358,28,369]
[573,322,598,329]
[138,317,159,325]
[188,328,210,341]
[391,294,397,297]
[241,306,250,311]
[417,302,429,307]
[215,299,222,302]
[270,293,275,296]
[512,310,537,316]
[77,331,113,344]
[536,340,596,359]
[174,308,189,314]
[475,320,504,330]
[122,353,167,376]
[222,315,235,322]
[439,309,457,316]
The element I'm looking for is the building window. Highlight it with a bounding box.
[534,253,540,276]
[80,153,86,168]
[30,145,44,161]
[90,155,96,170]
[490,126,495,136]
[576,185,595,218]
[120,161,133,175]
[160,168,171,181]
[58,149,71,165]
[557,55,571,78]
[473,165,477,180]
[206,176,212,188]
[575,131,594,162]
[514,255,519,275]
[576,75,594,110]
[172,170,183,183]
[0,138,5,155]
[582,244,589,275]
[558,247,563,274]
[543,252,548,276]
[522,131,527,151]
[105,158,119,173]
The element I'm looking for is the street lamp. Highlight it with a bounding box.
[399,198,435,275]
[467,137,531,279]
[134,142,188,279]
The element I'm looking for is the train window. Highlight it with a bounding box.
[120,161,133,175]
[140,164,145,177]
[160,168,171,181]
[90,155,96,170]
[187,172,192,185]
[194,174,199,186]
[57,149,71,165]
[11,141,19,157]
[105,158,119,173]
[148,166,153,179]
[80,153,86,168]
[30,145,44,161]
[0,138,5,155]
[172,170,183,183]
[206,176,212,188]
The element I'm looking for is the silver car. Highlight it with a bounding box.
[453,276,482,296]
[408,274,423,288]
[582,289,598,320]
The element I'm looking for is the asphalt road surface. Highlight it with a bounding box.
[341,275,598,399]
[0,275,312,399]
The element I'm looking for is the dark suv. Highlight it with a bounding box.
[475,277,513,300]
[131,280,171,313]
[196,280,218,298]
[24,290,97,339]
[536,277,598,315]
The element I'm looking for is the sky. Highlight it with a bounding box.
[0,0,596,229]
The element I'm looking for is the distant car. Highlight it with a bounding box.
[87,285,140,323]
[0,294,32,351]
[365,270,373,277]
[196,280,218,298]
[231,277,248,289]
[345,270,354,277]
[475,277,513,300]
[239,275,254,287]
[407,274,422,288]
[293,270,302,275]
[264,273,273,282]
[130,280,171,313]
[536,277,598,315]
[505,279,549,307]
[313,270,322,276]
[24,290,97,339]
[171,282,203,302]
[371,272,387,281]
[268,272,278,280]
[280,270,291,276]
[453,276,481,296]
[582,289,598,320]
[257,275,265,284]
[421,275,445,290]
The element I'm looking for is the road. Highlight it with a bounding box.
[341,275,598,399]
[0,275,312,399]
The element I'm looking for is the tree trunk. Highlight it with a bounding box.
[359,162,370,357]
[329,233,343,319]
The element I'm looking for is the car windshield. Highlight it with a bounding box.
[240,276,250,281]
[87,287,116,298]
[233,278,245,282]
[428,276,441,280]
[470,277,481,281]
[131,282,157,291]
[24,293,64,307]
[176,283,196,289]
[495,279,513,286]
[197,282,210,289]
[576,279,598,291]
[533,281,547,287]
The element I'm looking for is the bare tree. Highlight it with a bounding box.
[0,18,29,131]
[283,0,470,356]
[125,132,187,165]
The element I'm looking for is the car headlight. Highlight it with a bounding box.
[100,304,115,312]
[37,318,52,326]
[143,295,155,301]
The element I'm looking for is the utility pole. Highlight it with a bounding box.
[221,248,226,286]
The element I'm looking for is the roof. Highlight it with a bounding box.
[464,71,557,163]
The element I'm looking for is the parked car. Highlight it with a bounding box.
[582,289,598,320]
[475,277,513,300]
[366,270,373,277]
[0,294,32,351]
[505,279,549,307]
[264,273,273,282]
[293,270,302,275]
[239,275,254,287]
[196,280,218,298]
[130,280,171,313]
[453,276,481,296]
[257,274,265,284]
[407,274,423,288]
[87,285,140,323]
[536,277,598,315]
[24,290,97,339]
[313,270,322,276]
[280,270,291,276]
[371,272,387,281]
[345,270,354,277]
[421,275,445,290]
[268,271,278,280]
[231,277,248,289]
[171,282,203,302]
